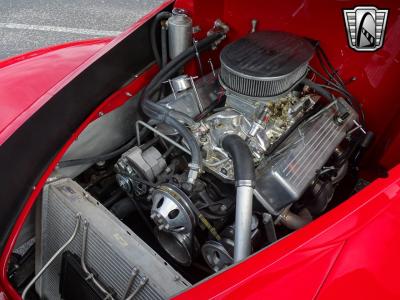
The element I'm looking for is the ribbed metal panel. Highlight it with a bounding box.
[219,31,314,98]
[220,64,308,97]
[255,101,358,213]
[37,179,190,300]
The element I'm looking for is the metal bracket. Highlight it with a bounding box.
[193,38,204,76]
[208,58,216,77]
[136,120,191,155]
[188,76,203,112]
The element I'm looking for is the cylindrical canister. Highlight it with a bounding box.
[168,9,192,59]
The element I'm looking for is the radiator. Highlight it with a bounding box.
[36,178,190,299]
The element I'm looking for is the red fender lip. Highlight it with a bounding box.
[0,38,111,145]
[0,0,174,147]
[0,38,111,68]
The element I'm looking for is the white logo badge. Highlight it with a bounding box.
[343,6,388,51]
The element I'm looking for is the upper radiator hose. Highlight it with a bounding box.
[222,135,255,262]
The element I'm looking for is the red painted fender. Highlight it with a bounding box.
[0,38,111,145]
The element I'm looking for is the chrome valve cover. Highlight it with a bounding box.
[255,100,358,214]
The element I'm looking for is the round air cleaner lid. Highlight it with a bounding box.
[220,31,315,98]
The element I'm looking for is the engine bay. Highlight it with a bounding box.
[9,8,375,300]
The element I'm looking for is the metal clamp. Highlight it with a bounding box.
[236,180,254,187]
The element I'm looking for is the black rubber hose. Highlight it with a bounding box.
[222,135,255,182]
[222,134,255,262]
[145,33,224,97]
[308,66,354,103]
[110,197,136,218]
[158,24,168,98]
[308,66,366,127]
[316,45,345,87]
[141,33,224,187]
[129,197,155,234]
[194,94,225,121]
[58,137,138,168]
[143,103,202,190]
[302,78,335,103]
[150,11,172,68]
[143,32,224,125]
[303,77,366,127]
[58,127,150,168]
[161,25,168,68]
[103,190,125,208]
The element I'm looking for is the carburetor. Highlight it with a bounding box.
[192,92,315,182]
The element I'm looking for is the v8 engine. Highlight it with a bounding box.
[113,30,359,272]
[25,10,369,300]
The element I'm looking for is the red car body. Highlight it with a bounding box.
[0,0,399,299]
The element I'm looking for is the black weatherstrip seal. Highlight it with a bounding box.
[0,5,172,253]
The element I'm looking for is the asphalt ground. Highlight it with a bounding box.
[0,0,164,60]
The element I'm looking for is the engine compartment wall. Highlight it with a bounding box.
[1,0,400,298]
[175,0,400,172]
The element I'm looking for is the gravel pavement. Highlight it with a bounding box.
[0,0,164,59]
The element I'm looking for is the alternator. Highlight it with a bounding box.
[115,146,166,195]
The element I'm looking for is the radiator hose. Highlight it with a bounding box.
[222,135,255,262]
[150,11,172,68]
[302,78,335,103]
